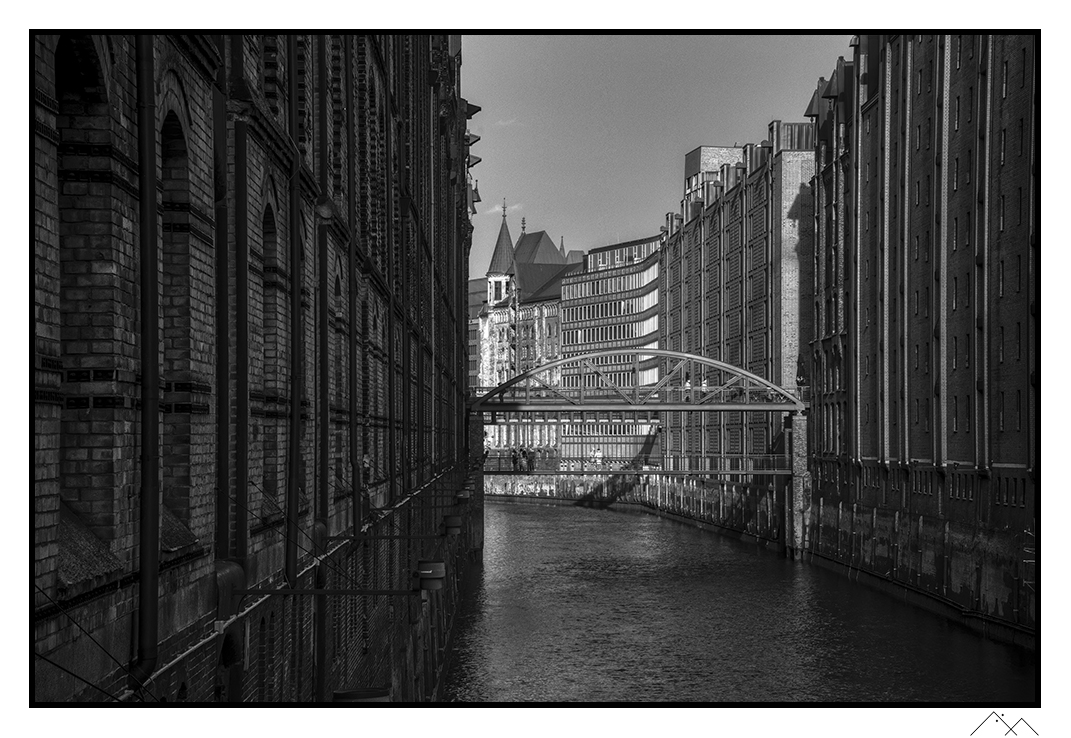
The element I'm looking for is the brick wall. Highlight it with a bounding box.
[803,35,1036,637]
[35,34,479,702]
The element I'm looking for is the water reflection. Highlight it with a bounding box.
[442,502,1035,703]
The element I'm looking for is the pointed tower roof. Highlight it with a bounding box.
[487,200,515,275]
[559,236,566,259]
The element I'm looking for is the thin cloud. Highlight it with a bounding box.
[482,203,523,217]
[495,118,522,127]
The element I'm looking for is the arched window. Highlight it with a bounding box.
[261,206,284,512]
[54,35,126,542]
[160,111,195,523]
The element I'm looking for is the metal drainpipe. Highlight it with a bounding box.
[233,32,250,567]
[316,35,329,536]
[213,34,231,562]
[130,33,160,691]
[285,33,301,587]
[315,34,329,703]
[344,35,360,532]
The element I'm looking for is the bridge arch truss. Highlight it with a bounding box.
[469,348,806,415]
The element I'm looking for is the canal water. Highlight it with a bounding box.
[441,500,1036,702]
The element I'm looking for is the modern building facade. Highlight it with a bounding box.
[559,234,663,462]
[805,34,1036,635]
[660,122,815,472]
[34,34,479,702]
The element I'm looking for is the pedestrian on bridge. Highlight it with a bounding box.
[511,447,519,472]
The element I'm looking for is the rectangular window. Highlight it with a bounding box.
[915,344,919,369]
[953,277,958,310]
[1002,60,1008,98]
[955,97,960,130]
[999,261,1004,296]
[999,392,1005,431]
[1000,196,1005,231]
[914,291,919,315]
[953,336,958,369]
[956,36,962,69]
[953,396,958,432]
[915,236,919,260]
[999,326,1004,362]
[953,218,958,250]
[954,158,959,191]
[965,395,971,432]
[1001,129,1006,164]
[916,124,921,151]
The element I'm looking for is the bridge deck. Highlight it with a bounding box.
[483,468,790,477]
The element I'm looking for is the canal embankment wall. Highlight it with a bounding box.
[484,474,1034,651]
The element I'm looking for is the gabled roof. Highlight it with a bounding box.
[525,262,583,303]
[487,216,515,275]
[514,230,565,267]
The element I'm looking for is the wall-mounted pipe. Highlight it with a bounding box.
[232,33,250,566]
[213,35,231,561]
[130,33,160,691]
[285,34,301,587]
[345,35,360,532]
[315,34,329,703]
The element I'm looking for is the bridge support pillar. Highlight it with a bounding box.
[785,412,810,558]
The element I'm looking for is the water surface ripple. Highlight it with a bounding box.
[441,502,1036,703]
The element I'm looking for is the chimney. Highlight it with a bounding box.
[769,120,782,154]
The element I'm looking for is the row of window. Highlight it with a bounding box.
[562,315,658,347]
[560,423,655,437]
[587,239,660,272]
[562,262,659,300]
[562,290,658,323]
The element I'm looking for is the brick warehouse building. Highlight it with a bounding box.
[34,34,481,702]
[659,124,814,505]
[804,35,1036,641]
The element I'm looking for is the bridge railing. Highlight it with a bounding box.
[480,454,790,474]
[470,385,809,409]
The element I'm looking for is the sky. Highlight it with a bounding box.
[462,34,854,281]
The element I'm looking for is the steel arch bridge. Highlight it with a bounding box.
[469,348,806,415]
[469,349,806,477]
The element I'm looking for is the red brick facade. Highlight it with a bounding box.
[805,35,1036,640]
[34,34,480,702]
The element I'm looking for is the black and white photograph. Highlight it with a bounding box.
[27,16,1044,728]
